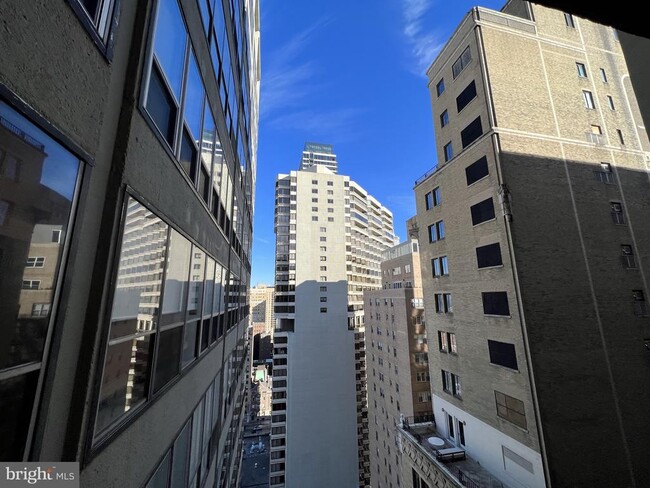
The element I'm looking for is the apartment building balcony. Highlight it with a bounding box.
[399,417,505,488]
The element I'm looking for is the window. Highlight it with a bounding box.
[52,229,62,243]
[440,110,449,127]
[452,46,472,78]
[312,189,318,194]
[0,100,82,460]
[449,333,457,354]
[312,179,318,184]
[432,256,448,277]
[470,198,495,225]
[320,256,326,261]
[461,116,483,148]
[320,286,327,292]
[621,245,636,268]
[96,197,170,434]
[444,142,453,162]
[74,0,116,41]
[436,78,445,96]
[476,242,502,268]
[425,191,433,210]
[617,129,625,145]
[26,257,45,268]
[320,246,327,252]
[576,62,587,77]
[600,68,608,82]
[583,90,595,109]
[312,206,318,212]
[564,12,575,28]
[607,96,615,110]
[633,290,648,317]
[327,181,333,186]
[320,226,327,232]
[437,221,445,239]
[465,156,488,185]
[418,392,432,403]
[435,293,452,313]
[425,187,440,210]
[416,372,430,382]
[320,276,327,281]
[611,202,625,224]
[442,370,461,397]
[456,80,477,113]
[312,216,318,221]
[488,340,518,370]
[591,124,602,135]
[31,303,51,317]
[438,331,448,352]
[320,266,327,271]
[429,221,445,242]
[482,291,510,316]
[495,391,527,428]
[596,162,615,184]
[327,199,334,204]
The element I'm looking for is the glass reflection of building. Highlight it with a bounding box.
[0,103,79,461]
[95,201,167,432]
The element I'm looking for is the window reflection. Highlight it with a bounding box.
[160,229,190,327]
[152,0,186,100]
[96,197,167,433]
[96,334,152,433]
[94,196,230,440]
[0,371,39,461]
[0,101,81,460]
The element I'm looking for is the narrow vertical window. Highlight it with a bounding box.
[564,12,575,28]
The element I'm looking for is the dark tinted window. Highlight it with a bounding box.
[461,116,483,148]
[482,292,510,316]
[154,327,183,392]
[465,156,489,185]
[476,243,502,268]
[488,340,518,369]
[470,198,495,225]
[146,65,177,144]
[456,80,477,112]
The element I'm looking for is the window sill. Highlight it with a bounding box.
[478,265,504,270]
[467,175,490,188]
[489,363,520,373]
[472,217,497,228]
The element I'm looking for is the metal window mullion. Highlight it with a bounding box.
[148,225,172,399]
[175,40,192,158]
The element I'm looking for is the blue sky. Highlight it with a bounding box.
[251,0,503,285]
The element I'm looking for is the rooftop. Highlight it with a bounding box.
[399,418,506,488]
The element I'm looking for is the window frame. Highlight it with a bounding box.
[66,0,119,59]
[0,89,88,463]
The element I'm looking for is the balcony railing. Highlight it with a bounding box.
[415,164,439,187]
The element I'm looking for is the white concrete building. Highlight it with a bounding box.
[270,145,397,488]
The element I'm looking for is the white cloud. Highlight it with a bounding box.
[260,19,330,119]
[268,108,363,143]
[401,0,444,75]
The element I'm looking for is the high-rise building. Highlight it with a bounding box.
[0,1,260,487]
[365,239,433,488]
[250,284,275,364]
[299,142,339,174]
[403,2,650,488]
[270,146,398,487]
[250,284,276,336]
